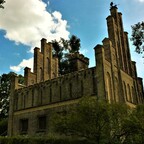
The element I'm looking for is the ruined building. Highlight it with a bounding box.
[8,6,144,136]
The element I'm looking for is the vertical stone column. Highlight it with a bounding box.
[94,45,106,100]
[34,47,40,82]
[102,38,116,102]
[8,74,18,136]
[24,67,31,86]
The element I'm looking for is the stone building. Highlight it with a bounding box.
[8,6,144,136]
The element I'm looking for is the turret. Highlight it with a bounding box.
[69,52,89,72]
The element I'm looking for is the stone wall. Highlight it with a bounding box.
[14,67,97,111]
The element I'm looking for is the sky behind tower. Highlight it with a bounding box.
[0,0,144,80]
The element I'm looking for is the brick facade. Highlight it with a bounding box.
[8,6,144,136]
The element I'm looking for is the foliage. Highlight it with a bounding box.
[0,72,24,136]
[0,136,93,144]
[131,22,144,54]
[0,72,24,118]
[0,0,5,9]
[123,104,144,143]
[52,97,144,144]
[0,118,7,136]
[51,35,81,75]
[69,35,81,53]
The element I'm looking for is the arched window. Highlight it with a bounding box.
[123,82,127,102]
[47,58,50,73]
[69,83,72,98]
[40,67,43,81]
[115,77,119,102]
[131,87,135,103]
[127,84,131,102]
[106,72,112,103]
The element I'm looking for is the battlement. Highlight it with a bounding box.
[69,52,89,72]
[69,52,89,64]
[24,38,58,86]
[13,67,97,111]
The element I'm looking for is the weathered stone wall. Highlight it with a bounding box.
[8,5,144,137]
[12,100,78,136]
[94,37,143,105]
[25,39,58,86]
[14,67,97,111]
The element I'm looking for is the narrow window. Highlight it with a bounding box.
[115,78,119,102]
[50,87,52,102]
[127,84,131,102]
[32,89,34,106]
[20,119,28,134]
[69,83,72,98]
[38,116,46,131]
[40,67,43,81]
[123,82,127,102]
[47,58,50,73]
[60,86,62,100]
[106,72,112,103]
[81,80,83,97]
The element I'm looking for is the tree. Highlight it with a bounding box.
[0,72,24,118]
[52,97,144,143]
[52,97,132,143]
[123,105,144,143]
[0,72,24,136]
[69,35,81,53]
[0,0,5,9]
[52,35,81,75]
[131,22,144,54]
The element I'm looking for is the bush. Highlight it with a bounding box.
[0,136,94,144]
[0,118,7,136]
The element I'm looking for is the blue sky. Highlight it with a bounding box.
[0,0,144,80]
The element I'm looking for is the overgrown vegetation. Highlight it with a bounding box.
[52,97,144,144]
[51,35,81,75]
[0,0,5,9]
[0,136,93,144]
[0,95,144,143]
[131,21,144,54]
[0,72,24,136]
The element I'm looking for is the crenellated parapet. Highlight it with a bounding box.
[69,52,89,72]
[13,67,97,111]
[24,38,58,86]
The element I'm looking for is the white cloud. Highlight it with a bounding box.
[137,0,144,2]
[47,1,50,6]
[10,58,33,72]
[80,49,88,55]
[0,0,70,73]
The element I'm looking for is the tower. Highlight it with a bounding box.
[24,38,58,86]
[94,5,144,105]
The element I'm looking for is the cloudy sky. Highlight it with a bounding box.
[0,0,144,79]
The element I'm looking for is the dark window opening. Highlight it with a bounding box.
[38,116,47,131]
[20,119,28,134]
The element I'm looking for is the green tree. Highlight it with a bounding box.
[0,118,7,136]
[0,72,24,118]
[131,22,144,54]
[108,103,130,143]
[52,35,81,75]
[69,35,81,53]
[0,0,5,9]
[52,97,144,144]
[123,105,144,143]
[52,97,131,143]
[0,72,24,136]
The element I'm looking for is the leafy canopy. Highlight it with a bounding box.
[0,0,5,9]
[52,97,144,144]
[51,35,81,75]
[131,22,144,54]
